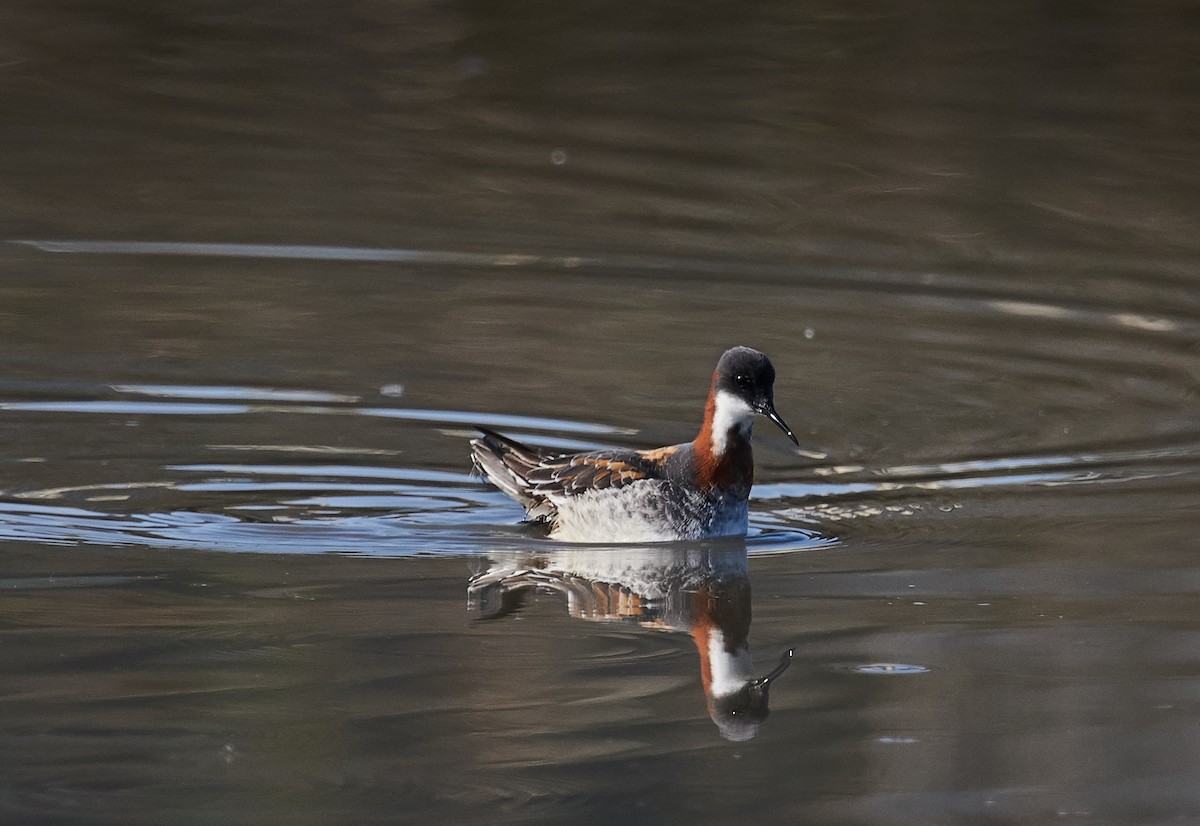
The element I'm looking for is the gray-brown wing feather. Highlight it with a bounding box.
[525,451,665,496]
[470,428,556,512]
[471,427,677,519]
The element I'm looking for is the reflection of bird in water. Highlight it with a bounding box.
[468,544,792,741]
[470,347,799,542]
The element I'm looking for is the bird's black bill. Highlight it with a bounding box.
[761,403,801,447]
[752,647,795,689]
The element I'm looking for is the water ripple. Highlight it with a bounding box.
[0,377,1195,555]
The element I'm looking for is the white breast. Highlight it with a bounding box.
[548,482,748,543]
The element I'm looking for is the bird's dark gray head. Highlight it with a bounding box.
[707,647,795,742]
[709,680,772,742]
[714,346,775,401]
[713,346,798,446]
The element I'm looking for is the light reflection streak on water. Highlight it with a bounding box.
[111,384,362,403]
[0,398,629,435]
[0,237,1114,305]
[7,238,841,278]
[14,240,1200,338]
[167,464,474,483]
[756,445,1200,501]
[356,407,636,434]
[859,442,1200,479]
[207,444,402,456]
[0,401,254,415]
[751,469,1084,503]
[175,482,479,496]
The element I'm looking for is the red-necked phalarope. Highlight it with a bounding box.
[471,346,799,542]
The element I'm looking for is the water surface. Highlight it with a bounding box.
[3,1,1200,823]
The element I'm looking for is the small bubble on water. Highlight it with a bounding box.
[459,55,489,77]
[804,327,815,339]
[550,148,568,165]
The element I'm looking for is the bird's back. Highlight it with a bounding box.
[471,430,749,541]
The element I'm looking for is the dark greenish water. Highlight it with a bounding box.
[2,1,1200,823]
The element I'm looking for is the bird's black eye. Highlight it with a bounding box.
[735,374,752,389]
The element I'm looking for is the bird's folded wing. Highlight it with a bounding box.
[526,446,677,497]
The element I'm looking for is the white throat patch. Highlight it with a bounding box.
[706,629,755,697]
[710,390,756,458]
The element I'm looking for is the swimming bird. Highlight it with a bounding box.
[471,346,799,542]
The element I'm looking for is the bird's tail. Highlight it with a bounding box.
[469,427,554,515]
